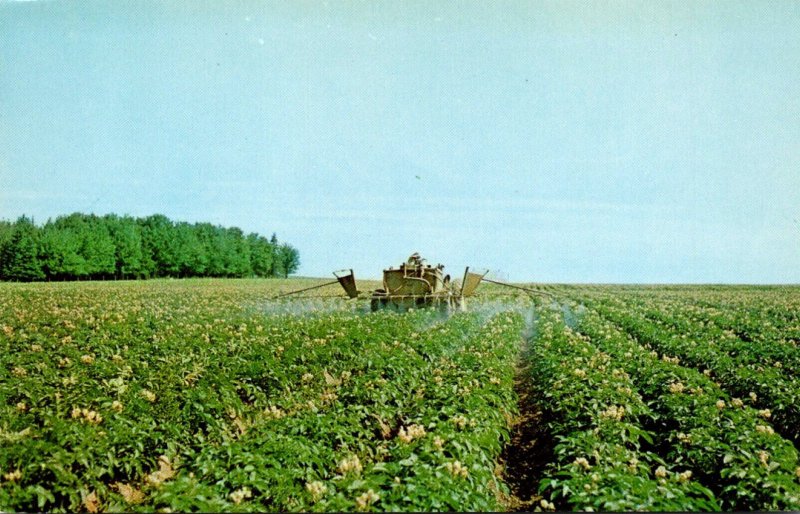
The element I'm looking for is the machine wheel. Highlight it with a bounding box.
[370,290,387,312]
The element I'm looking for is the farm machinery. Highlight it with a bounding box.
[274,252,546,312]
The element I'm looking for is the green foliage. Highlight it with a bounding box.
[0,281,522,512]
[575,304,800,510]
[526,304,721,512]
[278,243,300,278]
[0,216,45,281]
[0,213,298,281]
[4,280,800,512]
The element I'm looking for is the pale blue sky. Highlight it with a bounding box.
[1,1,799,282]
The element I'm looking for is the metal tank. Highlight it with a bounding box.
[274,252,505,313]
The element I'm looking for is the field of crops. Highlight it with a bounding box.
[2,279,800,511]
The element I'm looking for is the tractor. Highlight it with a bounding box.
[274,252,539,312]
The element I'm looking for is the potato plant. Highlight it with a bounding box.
[0,281,523,512]
[525,304,719,512]
[3,280,800,512]
[589,298,800,444]
[575,307,800,510]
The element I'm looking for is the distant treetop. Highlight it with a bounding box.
[0,213,300,281]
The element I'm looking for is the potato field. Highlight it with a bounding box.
[2,279,800,512]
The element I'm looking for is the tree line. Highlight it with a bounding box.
[0,213,300,281]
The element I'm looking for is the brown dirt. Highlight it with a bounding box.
[497,367,554,512]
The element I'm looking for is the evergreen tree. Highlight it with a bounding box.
[39,223,86,280]
[224,227,252,277]
[80,214,116,278]
[0,213,297,281]
[105,215,144,279]
[139,214,178,277]
[174,222,208,277]
[195,222,226,277]
[270,233,286,277]
[0,220,14,277]
[0,216,45,281]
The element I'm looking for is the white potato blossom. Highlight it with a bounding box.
[444,460,469,478]
[338,455,362,475]
[452,414,468,429]
[668,382,685,394]
[305,481,326,501]
[71,406,103,425]
[355,489,379,511]
[229,487,252,505]
[3,470,22,482]
[264,405,285,419]
[599,405,625,421]
[397,424,426,443]
[573,457,591,470]
[662,354,680,364]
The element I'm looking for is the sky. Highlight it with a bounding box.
[1,0,799,283]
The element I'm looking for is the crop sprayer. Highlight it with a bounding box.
[273,253,552,313]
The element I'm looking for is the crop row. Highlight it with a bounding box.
[524,302,719,511]
[660,295,800,346]
[585,297,800,445]
[614,295,800,376]
[0,280,525,512]
[572,304,800,510]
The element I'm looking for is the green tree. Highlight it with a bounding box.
[174,222,208,277]
[0,212,298,281]
[195,223,226,276]
[80,214,116,278]
[0,216,45,281]
[39,222,86,280]
[224,227,252,277]
[270,233,285,277]
[139,214,178,277]
[49,213,115,279]
[0,220,14,276]
[105,215,145,279]
[247,233,275,277]
[277,243,300,278]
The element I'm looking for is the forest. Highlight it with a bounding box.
[0,213,300,281]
